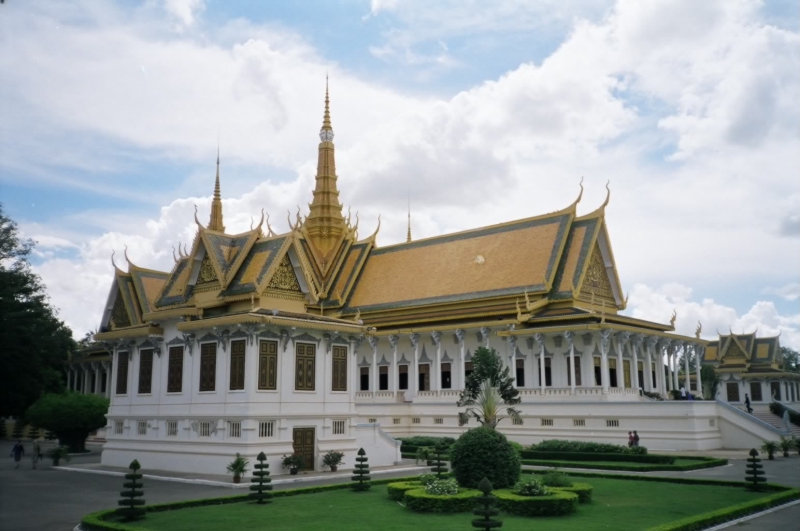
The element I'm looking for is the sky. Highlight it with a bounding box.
[0,0,798,348]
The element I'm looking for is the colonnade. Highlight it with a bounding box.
[66,361,112,398]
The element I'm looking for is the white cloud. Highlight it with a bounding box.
[627,283,800,350]
[763,283,800,301]
[163,0,205,27]
[3,1,797,342]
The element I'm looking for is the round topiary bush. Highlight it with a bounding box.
[450,427,521,489]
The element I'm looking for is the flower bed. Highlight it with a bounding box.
[402,487,481,513]
[494,489,579,516]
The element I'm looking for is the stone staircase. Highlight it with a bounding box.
[752,411,800,437]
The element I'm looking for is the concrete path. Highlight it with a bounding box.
[1,440,798,531]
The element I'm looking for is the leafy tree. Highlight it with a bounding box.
[0,204,75,417]
[351,448,371,491]
[249,451,273,504]
[117,459,146,521]
[25,392,109,452]
[781,347,799,373]
[450,427,520,489]
[458,348,520,428]
[700,365,721,399]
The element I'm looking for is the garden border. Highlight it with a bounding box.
[521,456,727,472]
[494,488,578,516]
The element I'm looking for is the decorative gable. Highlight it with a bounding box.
[267,254,303,294]
[110,285,131,329]
[196,252,220,287]
[578,244,616,306]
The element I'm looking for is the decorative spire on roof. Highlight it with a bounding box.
[305,77,347,261]
[208,145,225,232]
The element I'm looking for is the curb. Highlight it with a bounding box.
[54,465,430,488]
[703,498,800,530]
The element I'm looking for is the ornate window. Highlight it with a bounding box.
[198,421,212,437]
[258,340,278,390]
[606,419,619,427]
[228,421,241,438]
[166,421,178,436]
[398,365,408,390]
[167,347,183,393]
[138,349,153,394]
[379,365,389,390]
[332,346,347,392]
[516,358,525,387]
[541,418,554,426]
[229,340,246,391]
[726,382,740,402]
[259,421,275,438]
[332,419,346,435]
[114,420,123,435]
[137,421,147,436]
[116,352,129,395]
[199,342,217,392]
[295,343,316,391]
[440,363,451,389]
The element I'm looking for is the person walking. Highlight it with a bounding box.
[10,440,25,469]
[745,393,753,414]
[633,431,640,447]
[32,441,42,469]
[627,431,634,447]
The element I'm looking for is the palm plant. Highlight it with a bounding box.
[778,437,795,457]
[458,380,522,429]
[226,453,250,483]
[793,436,800,456]
[760,440,779,460]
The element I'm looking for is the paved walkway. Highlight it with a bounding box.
[1,440,798,531]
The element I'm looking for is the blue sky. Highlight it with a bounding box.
[0,0,798,346]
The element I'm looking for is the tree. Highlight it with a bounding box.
[249,452,273,504]
[431,442,449,479]
[351,448,371,491]
[458,348,521,428]
[744,449,766,491]
[117,459,146,521]
[450,427,520,489]
[781,347,799,373]
[700,365,721,399]
[0,204,76,417]
[25,392,109,452]
[472,477,502,531]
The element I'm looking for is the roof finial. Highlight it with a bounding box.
[322,74,332,132]
[406,189,412,243]
[208,145,225,232]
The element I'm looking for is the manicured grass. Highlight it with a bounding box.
[521,457,725,472]
[118,477,773,531]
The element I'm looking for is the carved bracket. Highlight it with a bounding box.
[388,334,399,350]
[431,331,442,347]
[409,333,420,349]
[280,330,291,352]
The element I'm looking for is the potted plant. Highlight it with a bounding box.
[761,440,778,460]
[778,437,795,458]
[226,453,249,483]
[322,450,344,472]
[282,454,304,475]
[46,445,71,467]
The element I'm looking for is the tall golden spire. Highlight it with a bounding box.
[208,146,225,232]
[305,78,346,261]
[406,191,412,243]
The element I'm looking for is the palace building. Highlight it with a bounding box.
[81,85,797,476]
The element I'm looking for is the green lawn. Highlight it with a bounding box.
[123,477,772,531]
[522,458,716,470]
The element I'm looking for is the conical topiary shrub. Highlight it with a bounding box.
[431,442,449,479]
[12,419,25,439]
[117,459,146,521]
[472,477,502,530]
[745,449,766,491]
[351,448,371,491]
[249,452,273,504]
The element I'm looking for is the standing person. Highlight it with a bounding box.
[627,431,634,447]
[10,440,25,469]
[32,440,42,469]
[680,387,687,400]
[745,394,753,414]
[633,431,640,447]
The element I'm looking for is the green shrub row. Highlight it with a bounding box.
[645,488,800,531]
[82,475,421,531]
[521,450,674,464]
[523,469,789,490]
[531,439,648,455]
[398,437,456,452]
[403,487,482,513]
[387,481,422,501]
[552,483,593,503]
[520,457,727,472]
[494,489,578,517]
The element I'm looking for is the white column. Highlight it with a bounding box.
[83,366,90,394]
[456,329,466,390]
[535,334,546,390]
[614,333,625,388]
[600,330,611,393]
[431,331,442,392]
[565,332,576,393]
[642,338,652,392]
[103,361,112,398]
[410,333,420,396]
[646,338,658,393]
[368,336,379,394]
[630,337,639,391]
[683,343,691,392]
[388,335,399,393]
[349,336,361,401]
[672,345,680,391]
[509,335,517,387]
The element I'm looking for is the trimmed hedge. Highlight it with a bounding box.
[387,481,422,501]
[521,457,727,472]
[552,483,593,503]
[450,427,521,489]
[403,487,481,513]
[646,488,800,531]
[494,489,578,517]
[521,450,674,464]
[531,439,648,455]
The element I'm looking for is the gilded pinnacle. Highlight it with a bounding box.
[208,147,225,232]
[322,75,332,132]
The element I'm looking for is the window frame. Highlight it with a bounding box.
[229,339,246,391]
[167,346,184,393]
[332,345,347,392]
[294,342,316,391]
[115,351,129,395]
[138,349,154,395]
[199,342,217,392]
[258,340,278,391]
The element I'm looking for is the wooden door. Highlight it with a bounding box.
[292,427,315,471]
